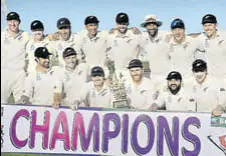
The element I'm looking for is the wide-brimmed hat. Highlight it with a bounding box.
[140,15,162,28]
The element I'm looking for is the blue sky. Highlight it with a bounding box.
[1,0,226,34]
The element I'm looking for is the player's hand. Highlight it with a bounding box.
[130,27,141,35]
[52,101,60,109]
[70,100,80,110]
[150,103,159,111]
[19,95,30,104]
[212,109,224,117]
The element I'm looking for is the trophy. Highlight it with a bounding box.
[105,59,129,108]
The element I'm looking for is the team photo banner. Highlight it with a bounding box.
[1,104,226,156]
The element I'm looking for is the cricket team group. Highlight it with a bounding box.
[1,11,226,116]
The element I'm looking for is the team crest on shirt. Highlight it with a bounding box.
[218,39,224,45]
[220,88,225,92]
[189,98,195,102]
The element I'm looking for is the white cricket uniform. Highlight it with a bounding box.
[51,34,79,67]
[54,63,90,106]
[106,30,141,77]
[140,30,171,89]
[124,77,155,110]
[167,36,205,78]
[78,82,113,108]
[154,87,196,111]
[22,68,61,106]
[1,29,29,103]
[25,37,53,74]
[77,30,108,68]
[196,31,226,78]
[184,76,224,112]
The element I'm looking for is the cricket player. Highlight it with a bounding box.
[166,18,205,78]
[20,47,61,108]
[77,16,108,68]
[1,12,29,103]
[184,59,225,113]
[50,17,80,67]
[71,66,113,109]
[54,47,89,107]
[196,14,226,78]
[106,12,142,80]
[26,20,53,74]
[153,71,196,111]
[124,59,155,110]
[139,14,171,88]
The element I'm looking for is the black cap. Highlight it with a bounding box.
[6,12,20,21]
[202,14,217,25]
[171,18,185,29]
[192,59,207,72]
[34,47,52,58]
[57,18,71,29]
[128,59,143,69]
[63,47,77,58]
[166,71,182,80]
[30,20,44,31]
[116,12,129,24]
[91,66,105,77]
[85,16,99,25]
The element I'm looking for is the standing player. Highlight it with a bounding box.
[106,12,141,80]
[124,59,155,110]
[20,47,61,108]
[26,20,53,74]
[139,14,170,88]
[166,18,205,78]
[1,12,29,103]
[54,47,89,107]
[153,71,196,111]
[77,16,108,69]
[196,14,226,78]
[50,17,80,67]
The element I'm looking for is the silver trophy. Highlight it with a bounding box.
[105,59,129,108]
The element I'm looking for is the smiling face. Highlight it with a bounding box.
[129,67,143,82]
[37,56,50,68]
[32,30,44,41]
[203,23,217,38]
[58,26,71,41]
[193,71,207,84]
[86,23,98,37]
[116,23,128,34]
[146,23,158,37]
[172,28,185,43]
[168,79,181,91]
[7,20,20,33]
[64,54,77,69]
[92,76,105,87]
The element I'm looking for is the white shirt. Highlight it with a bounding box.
[54,63,90,106]
[167,36,205,78]
[184,76,223,112]
[78,82,113,108]
[125,77,155,110]
[25,37,53,73]
[154,87,196,111]
[77,31,108,68]
[196,31,226,78]
[51,34,79,67]
[23,67,61,105]
[1,29,29,70]
[140,31,171,76]
[106,30,141,70]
